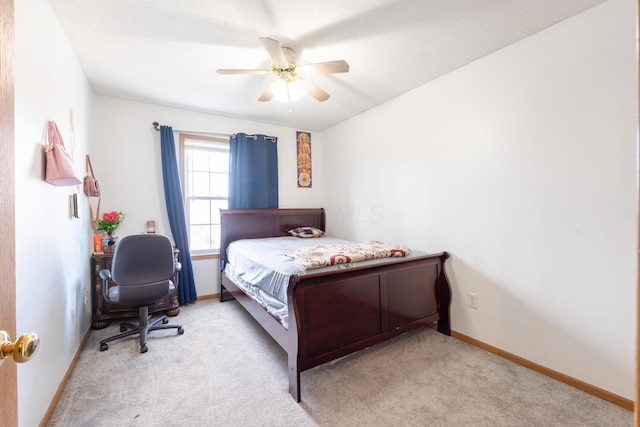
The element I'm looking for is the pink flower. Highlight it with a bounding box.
[98,211,125,235]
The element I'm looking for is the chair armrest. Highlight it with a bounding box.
[99,269,112,302]
[172,262,181,289]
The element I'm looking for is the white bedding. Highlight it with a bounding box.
[226,236,352,299]
[224,236,351,328]
[224,236,420,329]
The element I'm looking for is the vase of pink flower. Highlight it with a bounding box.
[98,211,124,253]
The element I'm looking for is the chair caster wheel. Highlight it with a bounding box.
[120,325,127,332]
[140,344,148,353]
[178,327,184,335]
[162,318,169,324]
[100,343,108,351]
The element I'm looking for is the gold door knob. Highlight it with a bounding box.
[0,331,39,363]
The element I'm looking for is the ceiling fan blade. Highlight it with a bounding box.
[216,69,270,75]
[258,83,274,102]
[297,60,349,75]
[259,37,289,67]
[297,79,330,102]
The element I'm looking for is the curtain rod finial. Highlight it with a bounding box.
[153,122,160,131]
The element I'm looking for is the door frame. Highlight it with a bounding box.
[0,0,17,425]
[636,1,640,424]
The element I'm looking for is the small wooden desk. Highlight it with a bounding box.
[90,252,180,329]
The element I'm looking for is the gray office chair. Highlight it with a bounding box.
[99,234,184,353]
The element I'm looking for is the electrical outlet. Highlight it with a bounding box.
[468,292,478,309]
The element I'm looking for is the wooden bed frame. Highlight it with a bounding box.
[219,208,451,402]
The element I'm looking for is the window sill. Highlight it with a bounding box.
[191,253,220,261]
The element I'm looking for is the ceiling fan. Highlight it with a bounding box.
[216,37,349,103]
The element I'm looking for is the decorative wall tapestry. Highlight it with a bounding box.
[297,131,312,188]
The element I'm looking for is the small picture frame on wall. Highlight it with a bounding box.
[297,131,312,188]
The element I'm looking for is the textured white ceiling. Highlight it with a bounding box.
[50,0,606,132]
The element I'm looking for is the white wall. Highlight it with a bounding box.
[13,0,636,423]
[91,96,321,296]
[14,1,94,426]
[318,0,637,399]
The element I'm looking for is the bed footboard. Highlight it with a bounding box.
[286,252,451,402]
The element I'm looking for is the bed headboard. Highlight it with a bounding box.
[219,208,326,267]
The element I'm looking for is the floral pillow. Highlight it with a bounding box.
[288,227,325,238]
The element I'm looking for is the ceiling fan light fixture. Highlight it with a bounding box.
[218,37,348,103]
[271,78,305,103]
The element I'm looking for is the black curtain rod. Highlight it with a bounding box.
[152,122,232,138]
[152,122,276,141]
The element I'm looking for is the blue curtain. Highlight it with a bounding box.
[229,133,279,209]
[160,126,197,304]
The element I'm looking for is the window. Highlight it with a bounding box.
[180,133,229,255]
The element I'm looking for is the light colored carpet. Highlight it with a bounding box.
[47,299,632,426]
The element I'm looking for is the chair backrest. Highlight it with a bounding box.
[110,234,176,306]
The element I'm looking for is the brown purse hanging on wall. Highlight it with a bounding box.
[84,154,101,229]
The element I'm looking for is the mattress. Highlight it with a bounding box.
[223,236,425,329]
[224,236,350,327]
